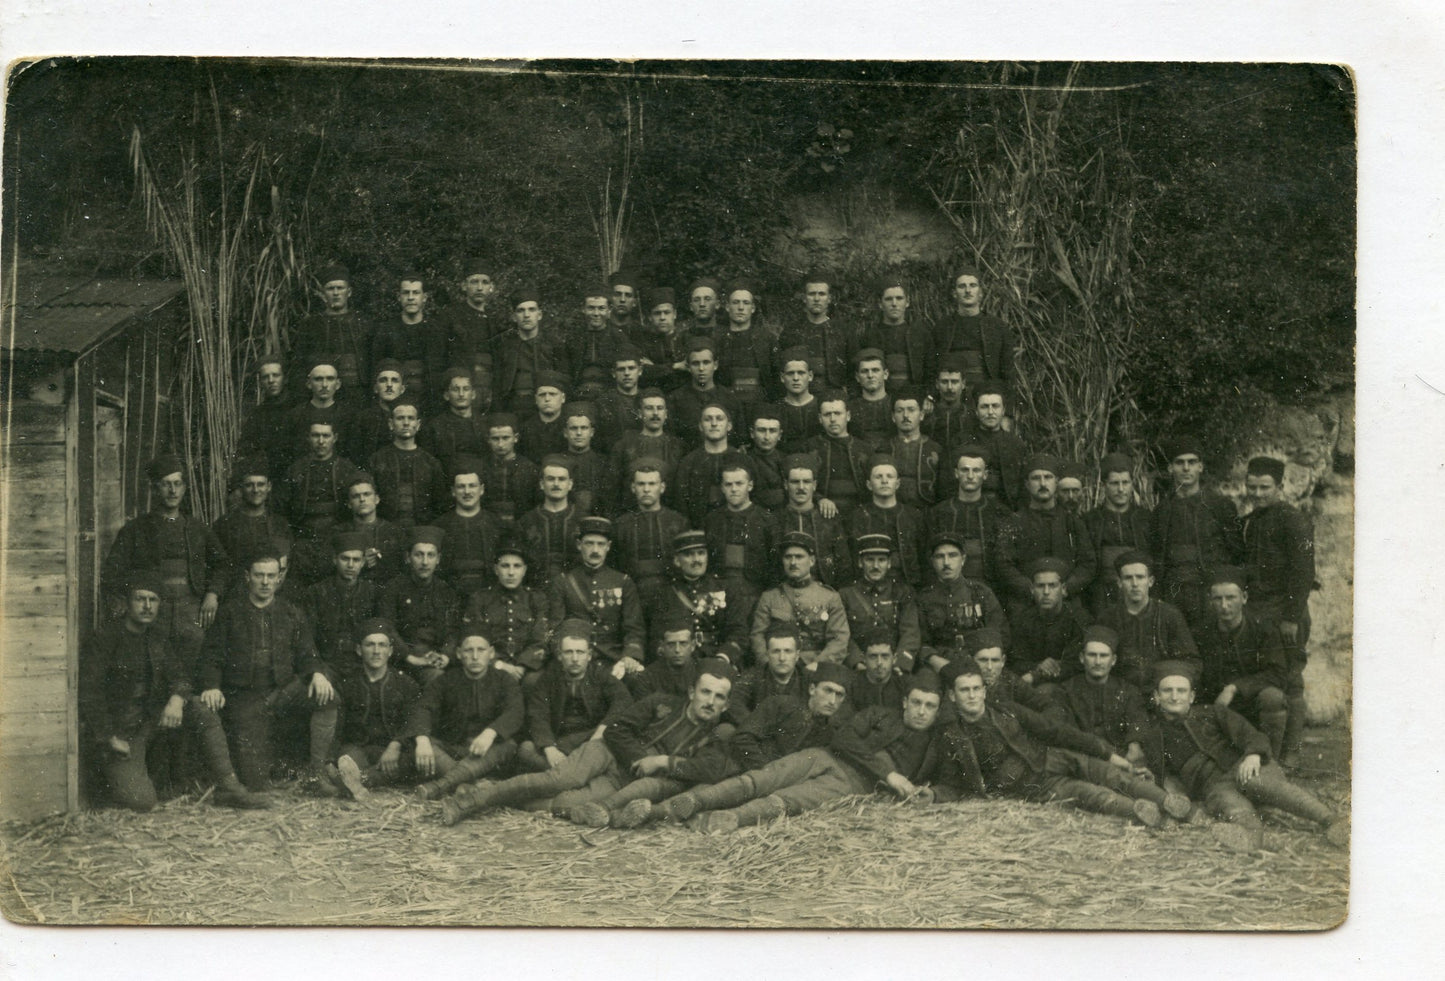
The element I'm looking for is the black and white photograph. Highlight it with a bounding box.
[0,55,1362,934]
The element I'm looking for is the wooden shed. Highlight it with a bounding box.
[1,263,185,822]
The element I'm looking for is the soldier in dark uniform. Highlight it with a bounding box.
[848,456,928,587]
[367,397,449,528]
[212,457,292,598]
[668,337,741,449]
[436,258,505,392]
[996,454,1096,614]
[731,625,811,717]
[1084,452,1153,616]
[613,390,686,509]
[742,404,787,510]
[326,618,422,802]
[517,454,583,588]
[883,389,943,510]
[283,356,353,470]
[420,369,488,476]
[627,618,706,700]
[1095,550,1200,690]
[916,530,1008,675]
[549,516,647,680]
[673,402,751,527]
[922,354,973,462]
[775,347,822,454]
[1150,436,1242,631]
[566,285,633,385]
[683,277,723,337]
[959,382,1027,509]
[493,287,567,413]
[103,455,228,669]
[1007,556,1088,690]
[839,534,922,673]
[519,369,570,461]
[480,412,541,525]
[1056,461,1089,516]
[606,269,646,344]
[377,526,460,686]
[560,403,612,516]
[926,444,1014,592]
[369,272,445,410]
[847,629,911,712]
[704,460,779,609]
[460,543,559,683]
[636,291,690,393]
[806,391,870,520]
[595,345,646,448]
[860,278,935,392]
[1052,624,1150,760]
[332,473,406,584]
[776,453,854,589]
[847,348,895,451]
[614,458,689,594]
[81,573,268,811]
[641,530,751,666]
[932,265,1015,393]
[715,282,774,407]
[1240,455,1315,647]
[775,274,858,395]
[281,420,361,549]
[969,627,1057,715]
[288,263,372,406]
[433,455,503,598]
[345,358,408,464]
[236,355,297,482]
[302,531,382,679]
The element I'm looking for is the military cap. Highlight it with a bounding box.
[783,452,821,477]
[1112,548,1154,575]
[936,353,969,375]
[686,335,718,356]
[613,345,644,366]
[486,412,520,432]
[146,454,185,483]
[779,531,818,554]
[450,455,486,481]
[1208,564,1249,590]
[582,283,611,300]
[930,530,967,554]
[125,569,166,598]
[409,525,445,549]
[854,347,886,367]
[441,367,473,388]
[644,286,676,310]
[353,617,400,646]
[688,277,722,296]
[563,401,597,426]
[884,354,911,380]
[810,661,853,693]
[304,352,341,374]
[908,668,943,696]
[968,626,1005,654]
[855,533,894,556]
[748,402,784,426]
[726,279,759,299]
[577,516,614,540]
[1058,461,1088,484]
[1023,453,1062,477]
[876,273,907,293]
[495,540,531,563]
[867,454,899,476]
[609,269,641,290]
[777,346,813,370]
[373,357,405,378]
[1099,452,1134,477]
[460,256,493,276]
[1082,624,1120,651]
[332,531,368,555]
[555,618,594,644]
[672,529,709,554]
[230,457,269,487]
[1027,556,1071,578]
[317,263,350,285]
[510,286,541,308]
[1152,659,1201,688]
[540,453,573,474]
[1246,456,1286,483]
[697,656,738,685]
[1163,436,1204,463]
[534,370,570,394]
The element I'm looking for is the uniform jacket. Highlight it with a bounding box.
[848,501,928,586]
[829,705,956,797]
[932,311,1016,385]
[102,511,230,601]
[1096,599,1200,688]
[938,702,1115,797]
[80,621,189,742]
[516,504,582,588]
[461,584,559,670]
[564,323,633,383]
[604,691,729,781]
[614,507,689,586]
[729,694,854,774]
[336,669,421,748]
[1083,503,1154,613]
[915,577,1008,663]
[667,384,742,449]
[956,423,1027,510]
[281,454,362,529]
[1150,489,1241,587]
[550,563,646,663]
[859,318,935,391]
[1241,501,1315,624]
[925,496,1013,589]
[367,444,450,526]
[211,509,291,586]
[405,664,525,745]
[848,672,910,713]
[775,506,854,588]
[839,578,922,671]
[997,505,1097,602]
[885,436,944,509]
[751,580,850,665]
[805,434,870,512]
[704,503,780,590]
[200,596,323,693]
[421,412,487,474]
[526,660,634,750]
[743,447,787,511]
[1007,603,1087,678]
[640,569,750,663]
[492,328,567,404]
[1196,611,1292,701]
[1134,703,1272,786]
[378,573,461,655]
[303,576,382,671]
[434,508,504,590]
[480,454,541,523]
[1052,674,1148,753]
[777,316,859,392]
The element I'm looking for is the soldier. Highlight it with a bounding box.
[628,619,708,700]
[519,369,570,461]
[683,277,723,336]
[916,531,1008,674]
[236,355,297,481]
[847,348,894,451]
[932,265,1015,393]
[883,389,943,509]
[1150,437,1242,631]
[742,404,787,510]
[377,526,460,686]
[302,531,382,678]
[1052,624,1150,761]
[284,356,352,470]
[731,625,811,717]
[715,282,774,407]
[369,272,444,406]
[847,631,910,712]
[839,534,921,673]
[550,516,647,680]
[969,626,1055,714]
[289,263,372,406]
[614,458,690,593]
[212,458,292,597]
[848,455,927,587]
[959,382,1027,509]
[704,462,779,608]
[775,453,854,589]
[560,403,611,516]
[419,370,488,476]
[1195,566,1294,762]
[282,420,362,553]
[1007,557,1088,690]
[1136,660,1346,853]
[517,455,583,588]
[607,269,646,341]
[996,454,1096,613]
[479,412,541,525]
[921,354,973,462]
[806,391,870,519]
[198,550,338,792]
[81,573,269,811]
[489,287,562,412]
[595,345,646,447]
[775,347,822,454]
[1240,455,1315,653]
[775,274,857,394]
[345,358,410,464]
[368,397,449,528]
[1084,452,1153,616]
[673,402,751,527]
[331,473,407,584]
[642,530,751,667]
[750,532,849,666]
[325,618,422,802]
[926,444,1014,591]
[613,389,686,508]
[460,543,559,683]
[860,277,934,392]
[433,456,503,598]
[1056,461,1089,515]
[1095,550,1200,689]
[436,257,504,395]
[668,336,741,449]
[102,455,228,669]
[635,290,690,393]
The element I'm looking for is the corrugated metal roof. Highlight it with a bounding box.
[4,264,184,355]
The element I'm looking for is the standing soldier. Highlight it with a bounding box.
[860,277,934,392]
[668,337,741,449]
[839,534,922,673]
[750,532,850,667]
[369,272,444,409]
[333,473,407,584]
[1084,452,1153,616]
[926,445,1014,593]
[517,455,584,588]
[673,402,751,527]
[996,454,1096,614]
[565,285,632,385]
[916,531,1008,675]
[932,264,1015,394]
[775,348,822,454]
[613,390,686,507]
[742,405,788,510]
[959,383,1027,509]
[212,458,292,597]
[284,356,352,470]
[683,277,724,337]
[288,263,372,406]
[807,391,871,520]
[884,389,943,510]
[433,456,503,598]
[302,531,382,679]
[714,282,774,408]
[367,397,449,528]
[1096,550,1200,690]
[479,413,541,525]
[494,288,567,414]
[550,517,647,681]
[848,456,928,587]
[437,258,504,397]
[377,526,461,686]
[922,354,973,466]
[421,369,488,476]
[704,462,779,610]
[236,355,297,482]
[614,459,689,594]
[595,345,646,448]
[775,453,854,589]
[281,420,362,549]
[1150,437,1242,631]
[847,349,895,451]
[345,359,410,463]
[776,274,857,394]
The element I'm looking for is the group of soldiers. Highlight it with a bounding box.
[85,261,1344,854]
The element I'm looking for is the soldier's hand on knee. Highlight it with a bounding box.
[309,672,336,706]
[108,736,131,758]
[1237,753,1261,784]
[200,688,225,711]
[415,737,436,775]
[469,729,497,758]
[160,695,185,729]
[379,742,402,776]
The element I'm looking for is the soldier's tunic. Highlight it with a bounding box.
[367,444,449,527]
[848,501,928,587]
[715,325,774,405]
[1096,599,1200,689]
[997,505,1097,609]
[641,569,751,664]
[1151,489,1241,630]
[635,328,690,392]
[885,435,944,509]
[518,413,567,461]
[516,504,582,589]
[594,387,643,449]
[377,573,460,659]
[932,311,1015,389]
[915,576,1008,666]
[563,447,612,516]
[674,447,751,528]
[281,454,362,537]
[743,447,787,511]
[237,392,299,482]
[613,430,686,510]
[703,503,779,602]
[549,563,646,665]
[1083,503,1154,616]
[838,578,922,672]
[493,329,566,409]
[776,316,858,393]
[805,433,869,517]
[777,397,822,455]
[420,411,487,475]
[461,584,559,672]
[284,401,351,469]
[288,310,373,401]
[479,453,540,525]
[859,318,934,391]
[436,302,504,390]
[614,507,689,593]
[1052,674,1149,754]
[344,398,399,464]
[848,672,910,713]
[1007,603,1088,680]
[434,509,503,597]
[564,323,633,384]
[926,495,1014,590]
[1240,500,1315,636]
[302,575,381,676]
[847,394,895,452]
[333,516,407,584]
[666,384,743,449]
[956,422,1028,510]
[750,580,850,666]
[776,506,854,589]
[731,666,808,717]
[211,508,292,593]
[1196,611,1292,704]
[922,399,973,465]
[370,317,446,404]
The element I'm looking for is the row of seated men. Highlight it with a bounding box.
[89,446,1331,853]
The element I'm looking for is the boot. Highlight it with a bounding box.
[729,793,789,829]
[1259,707,1289,762]
[1325,815,1350,847]
[1161,791,1193,821]
[440,781,493,826]
[1132,799,1163,828]
[214,776,271,810]
[1280,695,1308,767]
[690,774,757,813]
[612,799,656,829]
[335,757,372,803]
[416,758,492,801]
[569,802,613,828]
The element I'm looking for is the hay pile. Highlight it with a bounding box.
[1,732,1349,930]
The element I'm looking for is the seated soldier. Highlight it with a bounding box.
[968,627,1055,715]
[1195,566,1294,762]
[367,396,449,528]
[1096,549,1200,688]
[996,454,1097,614]
[839,533,921,672]
[518,369,571,460]
[750,532,850,667]
[613,458,689,594]
[732,625,811,718]
[81,573,269,811]
[806,391,870,519]
[377,526,460,686]
[640,530,749,667]
[1137,660,1347,852]
[847,630,910,713]
[550,516,647,680]
[283,419,362,545]
[1007,556,1088,690]
[774,347,821,454]
[649,661,857,826]
[511,620,634,775]
[847,348,894,450]
[434,455,503,597]
[629,619,707,699]
[211,458,293,598]
[406,630,525,801]
[564,660,740,828]
[460,543,559,683]
[1052,625,1149,763]
[937,661,1191,828]
[302,531,381,679]
[925,444,1014,592]
[917,531,1008,674]
[198,550,338,792]
[326,618,422,802]
[682,670,956,832]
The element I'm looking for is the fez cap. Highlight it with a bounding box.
[555,618,594,644]
[353,617,399,646]
[969,626,1005,654]
[332,530,368,555]
[673,529,708,554]
[534,370,570,394]
[783,452,821,476]
[1208,564,1249,590]
[441,367,473,388]
[1082,624,1119,650]
[461,256,493,276]
[780,531,817,554]
[304,352,341,374]
[613,345,644,365]
[510,286,541,308]
[686,335,718,356]
[125,569,166,598]
[486,411,520,431]
[1099,452,1133,477]
[147,454,185,483]
[1023,453,1061,477]
[230,457,269,486]
[563,401,597,425]
[583,283,611,300]
[1153,659,1201,688]
[1112,548,1153,575]
[1247,456,1286,483]
[1028,556,1071,578]
[810,661,853,693]
[374,357,405,378]
[936,352,968,375]
[855,533,894,556]
[854,347,886,366]
[697,656,738,685]
[688,277,722,296]
[577,516,614,539]
[644,286,676,310]
[409,525,444,549]
[908,668,943,697]
[1058,461,1089,483]
[1163,436,1204,463]
[608,269,640,290]
[317,263,350,285]
[867,454,898,475]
